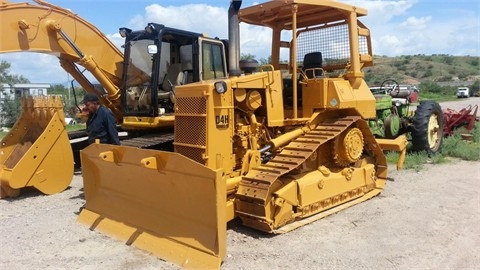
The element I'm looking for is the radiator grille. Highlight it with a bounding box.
[175,115,207,146]
[174,96,207,164]
[175,145,205,164]
[176,96,207,114]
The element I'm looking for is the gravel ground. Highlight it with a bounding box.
[1,160,479,269]
[1,98,479,269]
[438,96,480,113]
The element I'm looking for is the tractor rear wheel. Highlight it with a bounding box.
[411,100,444,154]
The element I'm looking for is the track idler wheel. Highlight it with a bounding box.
[334,127,364,166]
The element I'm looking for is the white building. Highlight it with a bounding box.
[1,83,52,126]
[0,83,51,101]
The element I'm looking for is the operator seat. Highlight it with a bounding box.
[302,52,323,79]
[158,63,184,102]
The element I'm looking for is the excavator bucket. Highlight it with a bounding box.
[77,143,226,269]
[0,96,74,198]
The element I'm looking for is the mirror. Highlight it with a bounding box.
[147,44,158,54]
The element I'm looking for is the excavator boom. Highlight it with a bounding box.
[0,0,124,121]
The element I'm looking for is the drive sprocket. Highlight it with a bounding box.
[334,127,364,166]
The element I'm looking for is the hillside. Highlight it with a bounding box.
[363,55,480,87]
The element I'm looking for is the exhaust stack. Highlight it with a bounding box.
[228,0,242,76]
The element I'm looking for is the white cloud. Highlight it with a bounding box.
[131,4,228,38]
[129,4,272,59]
[376,13,479,56]
[400,16,431,30]
[0,53,68,84]
[350,0,479,56]
[107,33,126,52]
[239,24,272,59]
[0,3,272,83]
[346,0,418,22]
[1,0,478,84]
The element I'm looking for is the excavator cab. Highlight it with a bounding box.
[119,24,228,130]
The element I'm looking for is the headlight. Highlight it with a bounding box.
[145,23,155,34]
[119,27,132,38]
[214,81,228,94]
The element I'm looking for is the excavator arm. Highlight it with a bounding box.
[0,0,124,121]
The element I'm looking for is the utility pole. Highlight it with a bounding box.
[67,73,70,103]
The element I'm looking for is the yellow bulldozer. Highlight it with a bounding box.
[72,0,407,268]
[1,0,408,268]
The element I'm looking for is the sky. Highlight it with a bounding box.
[0,0,479,84]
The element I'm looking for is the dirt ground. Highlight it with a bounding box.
[1,98,479,269]
[437,96,480,114]
[1,160,479,269]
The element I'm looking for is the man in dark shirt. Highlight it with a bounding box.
[82,93,120,145]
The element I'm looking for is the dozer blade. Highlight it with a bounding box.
[77,143,226,269]
[0,96,74,198]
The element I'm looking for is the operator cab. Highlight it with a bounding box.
[119,23,227,122]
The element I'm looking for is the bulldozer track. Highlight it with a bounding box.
[238,116,360,202]
[68,130,174,149]
[236,116,365,230]
[119,132,175,149]
[69,131,174,170]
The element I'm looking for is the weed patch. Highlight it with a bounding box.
[386,123,480,170]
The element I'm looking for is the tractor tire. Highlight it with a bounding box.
[411,100,444,154]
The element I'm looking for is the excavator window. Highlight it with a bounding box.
[202,42,226,80]
[124,39,155,113]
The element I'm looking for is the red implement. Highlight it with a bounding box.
[443,105,479,136]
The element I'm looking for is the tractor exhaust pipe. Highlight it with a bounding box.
[228,0,242,76]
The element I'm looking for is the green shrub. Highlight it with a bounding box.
[442,135,480,160]
[0,97,21,127]
[385,124,480,171]
[442,123,480,160]
[66,124,86,132]
[385,151,448,172]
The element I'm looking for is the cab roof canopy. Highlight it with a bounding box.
[239,0,368,30]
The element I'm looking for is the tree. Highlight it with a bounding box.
[0,60,29,84]
[471,80,480,96]
[0,60,30,127]
[240,53,256,60]
[259,56,271,65]
[471,58,479,66]
[0,98,21,127]
[442,55,454,65]
[419,80,441,93]
[50,83,68,95]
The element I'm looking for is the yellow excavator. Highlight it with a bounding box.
[74,0,407,269]
[1,0,217,197]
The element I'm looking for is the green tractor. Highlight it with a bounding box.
[369,79,444,155]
